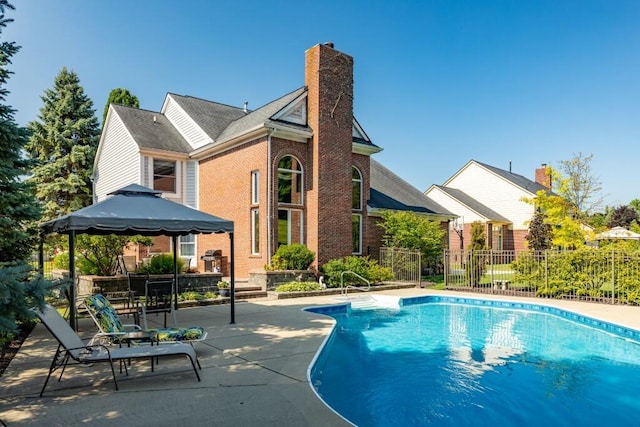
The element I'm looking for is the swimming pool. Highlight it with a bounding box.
[307,296,640,426]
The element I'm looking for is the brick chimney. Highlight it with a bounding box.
[305,42,354,266]
[535,164,552,189]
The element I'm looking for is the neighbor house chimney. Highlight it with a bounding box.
[305,42,354,267]
[535,164,552,189]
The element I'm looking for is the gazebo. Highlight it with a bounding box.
[594,226,640,241]
[39,184,235,329]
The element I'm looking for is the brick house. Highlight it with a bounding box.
[424,160,551,252]
[93,43,452,278]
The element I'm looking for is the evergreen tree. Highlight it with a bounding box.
[0,1,40,262]
[0,1,47,338]
[26,68,100,224]
[102,87,139,125]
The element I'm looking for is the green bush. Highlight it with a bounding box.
[138,253,184,274]
[178,291,203,301]
[321,256,394,287]
[52,251,106,275]
[274,281,323,292]
[266,244,315,270]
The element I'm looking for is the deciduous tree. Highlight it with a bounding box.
[554,152,603,216]
[102,87,139,125]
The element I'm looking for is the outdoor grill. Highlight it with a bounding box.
[201,249,222,272]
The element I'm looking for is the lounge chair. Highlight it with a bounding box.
[82,294,207,345]
[33,305,201,396]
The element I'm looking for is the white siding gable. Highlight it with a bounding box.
[445,162,535,230]
[272,96,307,125]
[425,186,486,225]
[163,95,212,150]
[93,110,141,202]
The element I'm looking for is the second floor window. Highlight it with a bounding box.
[352,166,362,210]
[251,170,259,205]
[154,159,176,193]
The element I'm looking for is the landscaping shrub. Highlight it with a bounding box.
[321,256,393,287]
[178,291,204,301]
[266,244,315,270]
[274,281,323,292]
[138,253,184,274]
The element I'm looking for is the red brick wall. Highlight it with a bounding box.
[305,43,354,267]
[198,138,268,276]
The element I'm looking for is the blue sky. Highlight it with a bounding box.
[4,1,639,209]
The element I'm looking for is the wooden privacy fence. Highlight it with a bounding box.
[380,247,421,284]
[444,249,640,305]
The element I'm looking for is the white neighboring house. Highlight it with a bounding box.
[424,160,551,252]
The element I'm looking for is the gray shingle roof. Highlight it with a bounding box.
[434,185,509,222]
[167,94,248,140]
[112,105,191,154]
[474,160,549,195]
[218,87,310,142]
[370,159,453,216]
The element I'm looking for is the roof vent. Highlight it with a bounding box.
[153,115,157,123]
[243,101,248,113]
[323,42,334,48]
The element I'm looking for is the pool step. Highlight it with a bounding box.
[334,295,401,310]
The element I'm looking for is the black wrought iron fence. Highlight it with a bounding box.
[380,247,421,284]
[444,249,640,305]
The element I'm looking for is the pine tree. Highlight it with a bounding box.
[0,1,40,262]
[0,1,47,338]
[26,68,100,224]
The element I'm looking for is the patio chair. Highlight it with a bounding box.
[127,273,175,329]
[82,294,207,346]
[33,304,201,397]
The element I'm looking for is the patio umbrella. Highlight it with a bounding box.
[40,184,235,328]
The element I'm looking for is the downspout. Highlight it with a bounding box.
[267,128,276,265]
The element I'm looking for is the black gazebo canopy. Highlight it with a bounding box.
[40,184,235,328]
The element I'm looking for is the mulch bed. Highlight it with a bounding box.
[0,323,34,378]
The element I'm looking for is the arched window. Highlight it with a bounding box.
[278,156,303,205]
[352,166,362,210]
[277,155,304,247]
[352,166,363,254]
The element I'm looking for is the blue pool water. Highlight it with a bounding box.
[308,298,640,426]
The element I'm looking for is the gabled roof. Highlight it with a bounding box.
[370,159,453,217]
[111,104,192,154]
[216,87,311,142]
[433,185,509,222]
[472,160,550,195]
[167,94,248,141]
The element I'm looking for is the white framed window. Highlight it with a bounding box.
[251,209,260,254]
[352,166,362,210]
[352,214,362,254]
[179,234,196,257]
[277,156,303,205]
[153,159,177,193]
[251,170,259,205]
[277,208,303,247]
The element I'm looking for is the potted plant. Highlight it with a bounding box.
[217,280,230,297]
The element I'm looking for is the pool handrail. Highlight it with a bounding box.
[340,271,371,295]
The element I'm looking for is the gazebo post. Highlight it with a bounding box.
[68,231,76,330]
[173,236,179,310]
[229,232,235,324]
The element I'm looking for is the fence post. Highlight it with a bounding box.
[444,250,449,287]
[544,250,548,291]
[611,250,615,304]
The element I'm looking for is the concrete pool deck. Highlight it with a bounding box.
[1,288,640,426]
